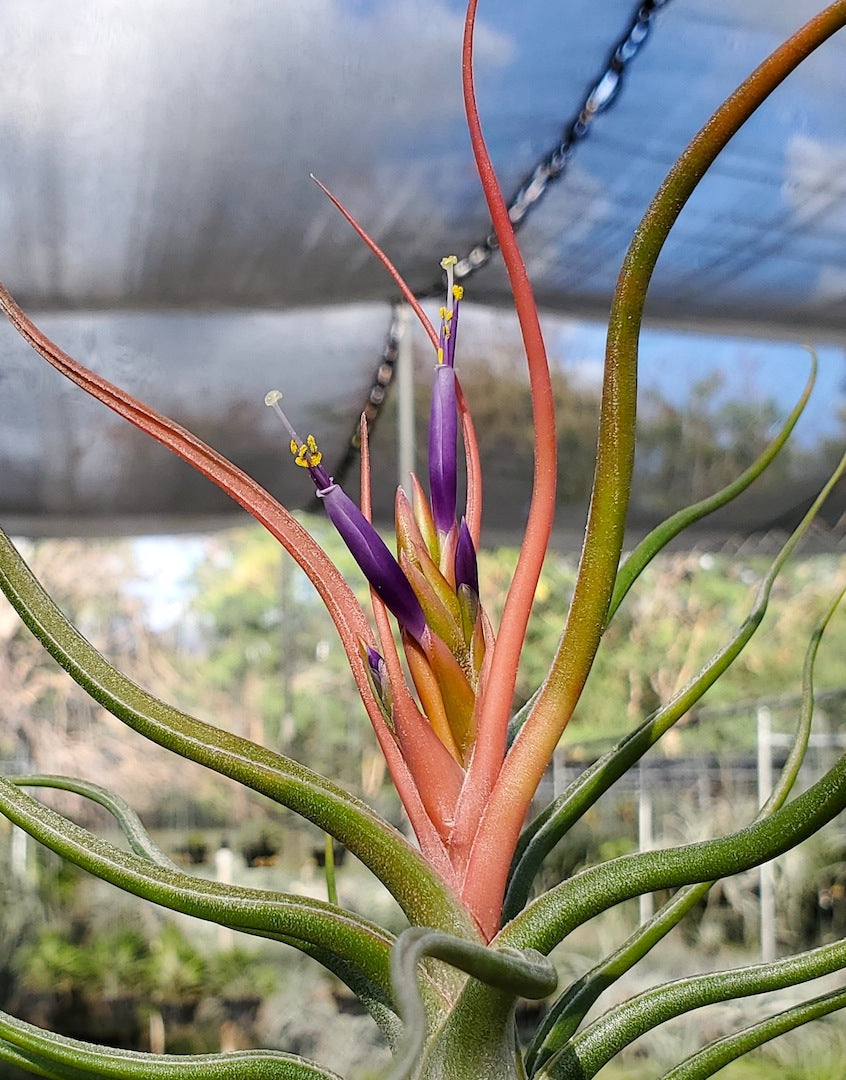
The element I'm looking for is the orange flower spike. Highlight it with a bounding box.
[398,552,465,659]
[401,543,463,630]
[455,378,483,549]
[424,634,477,766]
[437,523,459,591]
[396,491,464,630]
[410,474,440,562]
[468,605,487,680]
[456,583,479,650]
[359,415,463,867]
[451,0,559,934]
[403,635,463,765]
[394,487,430,561]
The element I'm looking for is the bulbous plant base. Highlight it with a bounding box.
[387,931,557,1080]
[414,994,526,1080]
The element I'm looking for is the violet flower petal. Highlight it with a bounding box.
[428,363,458,536]
[320,483,427,645]
[263,392,425,639]
[366,644,384,679]
[454,517,479,597]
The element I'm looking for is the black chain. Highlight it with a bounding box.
[331,0,672,486]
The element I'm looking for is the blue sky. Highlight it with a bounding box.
[554,319,845,446]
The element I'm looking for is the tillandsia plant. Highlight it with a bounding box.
[1,1,846,1078]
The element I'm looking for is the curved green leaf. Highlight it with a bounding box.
[0,777,396,1001]
[0,1008,342,1078]
[538,937,846,1078]
[659,984,846,1080]
[453,743,846,1077]
[526,0,846,787]
[501,738,846,956]
[387,927,557,1080]
[7,777,406,1039]
[607,350,816,623]
[10,774,180,869]
[505,447,846,922]
[525,582,844,1072]
[0,525,476,941]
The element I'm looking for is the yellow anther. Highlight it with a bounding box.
[293,434,323,469]
[437,346,445,365]
[268,390,323,470]
[453,285,464,301]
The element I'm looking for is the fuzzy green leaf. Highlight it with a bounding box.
[505,447,846,922]
[9,774,179,869]
[525,582,845,1072]
[0,525,476,941]
[606,350,816,623]
[0,777,396,1001]
[6,776,405,1040]
[502,740,846,956]
[659,984,846,1080]
[538,937,846,1078]
[0,1008,342,1078]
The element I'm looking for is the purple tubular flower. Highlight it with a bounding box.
[454,517,479,597]
[264,390,426,645]
[428,362,458,536]
[365,645,390,703]
[366,645,384,685]
[319,483,427,645]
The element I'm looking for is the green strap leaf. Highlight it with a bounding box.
[505,447,846,921]
[9,774,180,869]
[538,936,846,1078]
[606,350,816,623]
[0,777,396,1001]
[525,582,844,1072]
[501,739,846,956]
[0,1008,342,1078]
[6,775,407,1039]
[0,525,476,941]
[446,731,846,1074]
[659,984,846,1080]
[387,928,557,1080]
[532,0,846,785]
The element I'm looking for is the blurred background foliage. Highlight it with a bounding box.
[1,364,844,1076]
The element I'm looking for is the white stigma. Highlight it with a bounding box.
[440,255,458,318]
[265,389,302,444]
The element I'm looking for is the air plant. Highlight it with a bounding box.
[1,1,846,1077]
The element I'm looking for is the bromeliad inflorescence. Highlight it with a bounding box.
[0,0,572,943]
[3,2,846,1075]
[246,2,569,937]
[265,255,489,788]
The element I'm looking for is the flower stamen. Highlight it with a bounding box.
[266,390,330,486]
[438,256,463,369]
[265,391,427,645]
